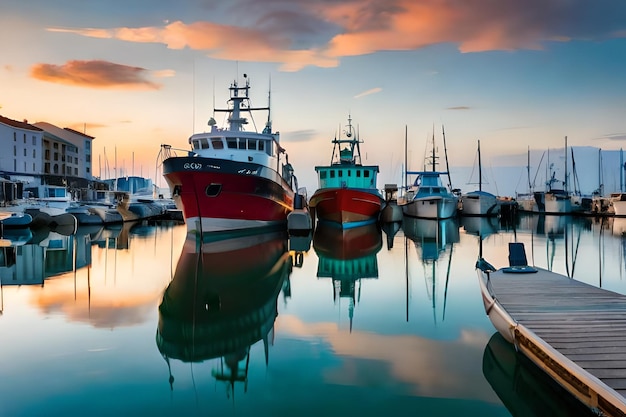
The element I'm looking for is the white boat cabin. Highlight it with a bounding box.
[189,125,282,171]
[406,172,454,200]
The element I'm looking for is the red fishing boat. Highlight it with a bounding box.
[161,74,299,234]
[308,116,383,228]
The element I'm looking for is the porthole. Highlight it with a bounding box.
[206,184,222,197]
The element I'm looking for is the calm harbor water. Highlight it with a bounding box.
[1,214,623,416]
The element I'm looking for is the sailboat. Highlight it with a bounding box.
[535,137,573,214]
[459,140,500,217]
[400,127,458,219]
[610,148,626,217]
[516,147,538,212]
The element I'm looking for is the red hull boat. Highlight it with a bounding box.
[309,116,382,228]
[310,187,382,225]
[161,75,299,234]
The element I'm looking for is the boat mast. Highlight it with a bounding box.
[527,146,531,193]
[213,74,270,133]
[478,140,482,192]
[563,136,567,193]
[442,125,452,189]
[431,130,436,172]
[404,125,407,195]
[619,148,623,192]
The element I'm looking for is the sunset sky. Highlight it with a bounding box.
[2,0,626,195]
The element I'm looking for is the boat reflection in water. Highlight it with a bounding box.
[460,216,499,241]
[156,230,292,396]
[403,216,459,262]
[0,226,87,287]
[403,217,460,323]
[313,222,382,330]
[381,220,401,250]
[483,333,596,417]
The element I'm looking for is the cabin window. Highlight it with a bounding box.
[319,171,327,180]
[330,170,335,178]
[238,139,246,149]
[338,170,343,178]
[356,170,361,177]
[348,170,351,177]
[258,141,264,151]
[248,140,257,150]
[227,138,237,149]
[364,170,370,178]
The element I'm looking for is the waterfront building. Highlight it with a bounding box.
[0,115,97,201]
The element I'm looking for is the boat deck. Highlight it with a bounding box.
[485,267,626,416]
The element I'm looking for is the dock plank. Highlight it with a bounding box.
[486,266,626,415]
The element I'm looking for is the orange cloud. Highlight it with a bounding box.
[47,0,626,71]
[30,60,162,90]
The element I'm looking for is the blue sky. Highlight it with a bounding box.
[1,0,626,195]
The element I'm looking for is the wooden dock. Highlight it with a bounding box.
[479,266,626,416]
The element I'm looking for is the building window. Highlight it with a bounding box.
[13,160,16,171]
[33,163,35,172]
[53,164,59,174]
[13,145,16,156]
[24,149,26,156]
[24,162,26,171]
[23,133,26,143]
[86,167,90,174]
[75,168,79,175]
[32,136,36,145]
[13,132,16,141]
[33,149,36,158]
[53,143,58,149]
[54,153,58,161]
[86,141,90,149]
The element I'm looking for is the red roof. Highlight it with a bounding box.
[63,127,95,139]
[0,114,43,131]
